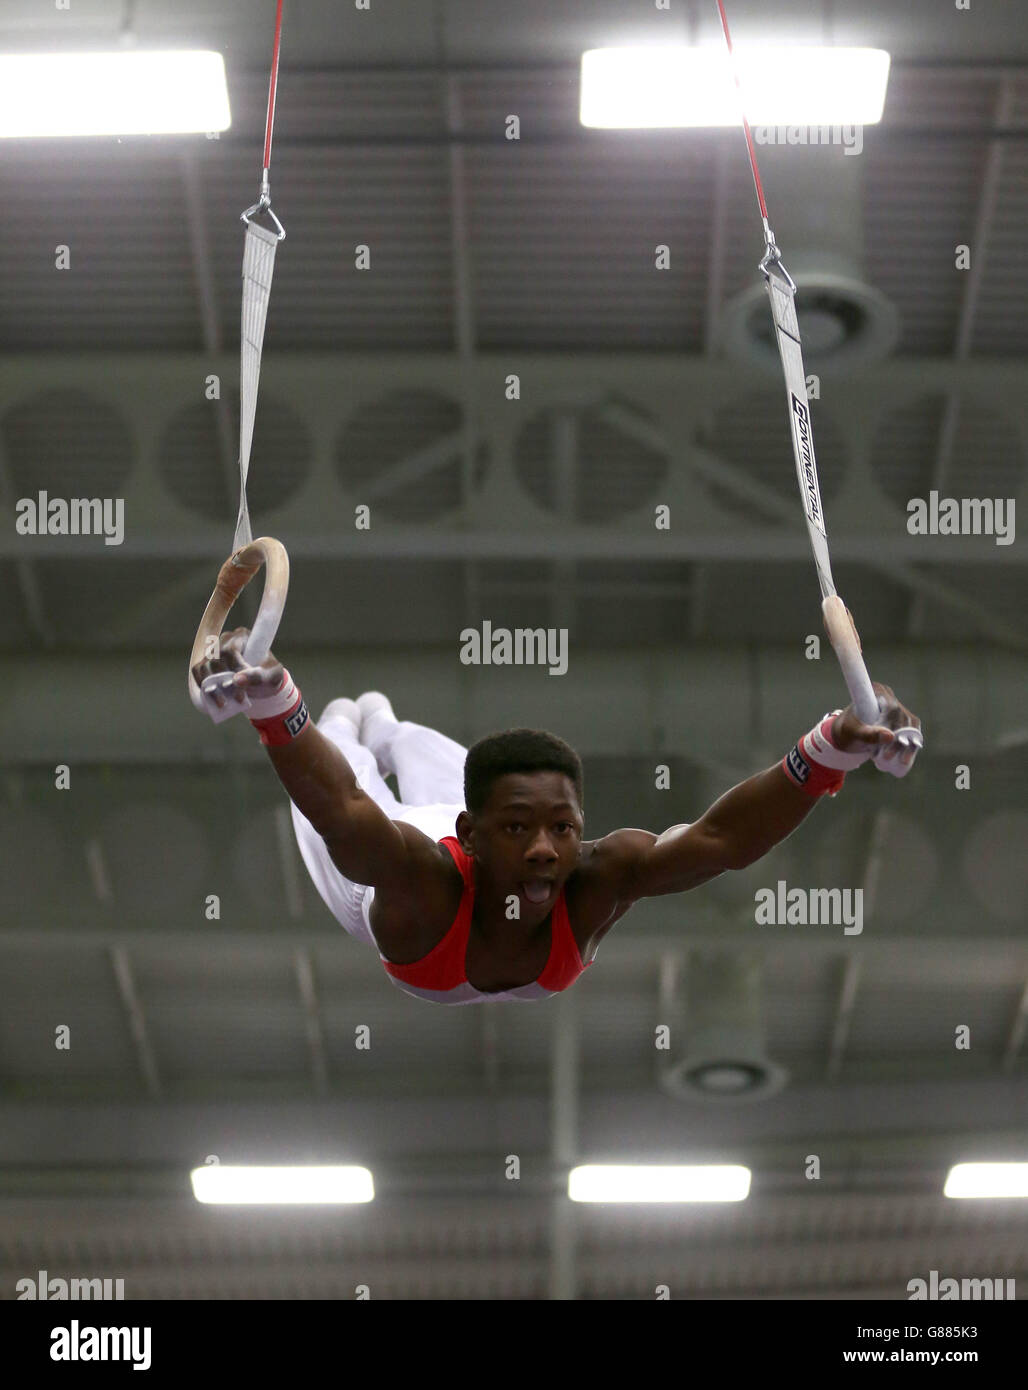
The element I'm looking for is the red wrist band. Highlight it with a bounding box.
[782,742,845,798]
[781,709,870,797]
[250,690,309,746]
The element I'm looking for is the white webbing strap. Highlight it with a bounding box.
[234,220,281,553]
[716,0,923,775]
[763,257,836,603]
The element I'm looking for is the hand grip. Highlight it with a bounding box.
[188,537,289,723]
[822,595,879,725]
[821,594,923,778]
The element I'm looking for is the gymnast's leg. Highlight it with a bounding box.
[358,692,467,807]
[290,698,403,947]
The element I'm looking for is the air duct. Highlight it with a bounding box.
[660,952,788,1102]
[721,143,899,373]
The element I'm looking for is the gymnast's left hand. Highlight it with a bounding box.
[830,681,922,769]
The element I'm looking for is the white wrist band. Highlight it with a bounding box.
[249,668,298,716]
[199,666,295,723]
[801,711,872,772]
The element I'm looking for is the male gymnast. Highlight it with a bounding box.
[192,629,921,1005]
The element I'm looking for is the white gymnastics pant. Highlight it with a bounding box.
[290,707,467,947]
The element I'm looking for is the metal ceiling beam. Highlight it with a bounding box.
[3,1127,1027,1188]
[1000,976,1028,1075]
[4,529,1021,565]
[2,1054,1023,1110]
[443,74,477,487]
[98,563,221,650]
[908,77,1015,639]
[225,125,1028,149]
[827,956,861,1082]
[109,946,162,1100]
[601,405,1028,650]
[5,645,1026,763]
[293,948,329,1097]
[85,839,114,904]
[703,143,731,359]
[824,761,887,1091]
[3,557,54,647]
[692,139,732,640]
[861,809,893,924]
[178,148,259,635]
[241,60,1028,77]
[179,148,242,527]
[361,432,467,501]
[688,566,709,640]
[2,352,1025,592]
[275,804,304,921]
[479,578,694,600]
[7,929,1025,978]
[892,562,1026,650]
[550,410,577,633]
[442,70,483,634]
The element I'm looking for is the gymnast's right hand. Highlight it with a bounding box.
[191,626,286,713]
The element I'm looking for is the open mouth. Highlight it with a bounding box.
[520,879,555,905]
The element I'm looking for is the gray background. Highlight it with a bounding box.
[0,0,1025,1299]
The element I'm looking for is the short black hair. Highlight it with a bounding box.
[463,728,584,816]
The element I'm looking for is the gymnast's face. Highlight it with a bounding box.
[461,771,584,915]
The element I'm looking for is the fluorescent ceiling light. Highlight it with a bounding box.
[190,1165,374,1205]
[944,1163,1028,1199]
[580,46,890,128]
[0,50,231,138]
[568,1164,750,1203]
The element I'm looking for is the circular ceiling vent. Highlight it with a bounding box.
[721,267,900,374]
[659,954,789,1105]
[0,389,133,497]
[870,393,1025,511]
[335,390,488,522]
[699,389,847,525]
[513,395,668,523]
[159,391,312,523]
[661,1050,789,1103]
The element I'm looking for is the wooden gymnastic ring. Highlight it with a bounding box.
[188,536,289,715]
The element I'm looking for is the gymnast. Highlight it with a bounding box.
[192,629,921,1005]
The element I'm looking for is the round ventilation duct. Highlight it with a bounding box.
[720,145,898,373]
[160,390,311,523]
[660,952,788,1103]
[1,389,134,497]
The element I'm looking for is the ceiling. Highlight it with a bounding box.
[0,0,1026,1300]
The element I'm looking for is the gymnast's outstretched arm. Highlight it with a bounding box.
[590,683,922,903]
[190,629,440,895]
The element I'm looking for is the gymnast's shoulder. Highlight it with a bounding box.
[570,827,665,901]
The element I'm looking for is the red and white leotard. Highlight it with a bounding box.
[378,837,592,1005]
